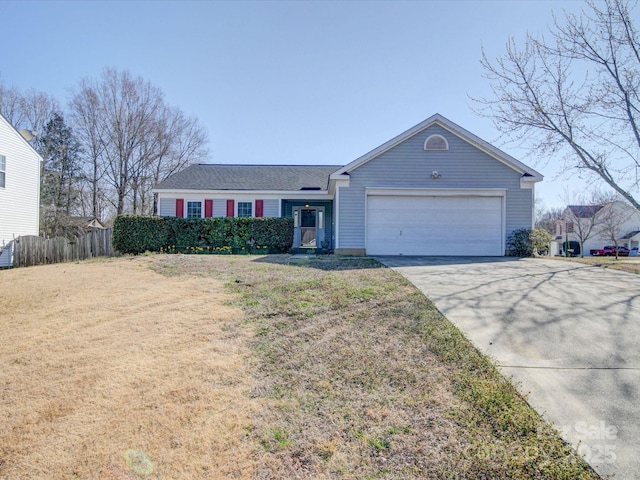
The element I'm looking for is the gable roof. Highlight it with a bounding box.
[69,216,106,229]
[154,164,341,192]
[331,113,543,181]
[567,205,604,218]
[0,113,43,160]
[620,230,640,240]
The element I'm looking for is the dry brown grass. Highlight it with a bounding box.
[0,257,258,479]
[151,255,598,479]
[0,255,599,479]
[546,255,640,274]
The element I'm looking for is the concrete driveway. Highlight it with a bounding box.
[379,256,640,479]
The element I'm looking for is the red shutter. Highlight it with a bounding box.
[204,199,213,218]
[175,198,184,218]
[255,199,264,217]
[226,199,235,217]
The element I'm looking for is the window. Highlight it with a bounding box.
[187,201,202,218]
[0,155,5,188]
[424,134,449,151]
[238,202,252,217]
[567,222,574,233]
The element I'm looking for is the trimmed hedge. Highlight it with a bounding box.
[112,215,294,255]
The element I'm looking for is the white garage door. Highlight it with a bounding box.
[366,194,503,256]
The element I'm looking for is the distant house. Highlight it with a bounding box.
[154,114,543,256]
[0,114,42,267]
[552,202,640,255]
[68,216,106,234]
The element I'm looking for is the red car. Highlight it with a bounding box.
[590,246,630,256]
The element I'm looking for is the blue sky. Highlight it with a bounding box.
[1,0,592,209]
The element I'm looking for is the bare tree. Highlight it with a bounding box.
[594,195,634,258]
[564,206,603,256]
[4,69,209,221]
[19,89,60,153]
[97,68,165,215]
[0,80,59,148]
[475,0,640,208]
[147,106,208,215]
[0,81,27,127]
[559,190,608,256]
[69,68,209,218]
[69,80,107,219]
[535,205,564,235]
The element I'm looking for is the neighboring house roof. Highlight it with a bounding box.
[620,230,640,240]
[567,205,604,218]
[154,164,341,192]
[331,113,544,181]
[69,216,106,229]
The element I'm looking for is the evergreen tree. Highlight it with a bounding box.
[39,113,82,235]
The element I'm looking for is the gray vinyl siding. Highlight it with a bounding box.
[158,197,175,216]
[337,124,533,251]
[262,199,279,217]
[159,197,283,218]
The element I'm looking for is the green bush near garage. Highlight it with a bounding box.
[112,215,294,255]
[507,228,552,257]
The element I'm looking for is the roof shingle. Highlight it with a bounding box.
[567,205,604,218]
[155,164,342,191]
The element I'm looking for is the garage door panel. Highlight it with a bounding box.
[366,195,503,256]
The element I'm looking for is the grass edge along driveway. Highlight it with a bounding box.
[153,254,599,479]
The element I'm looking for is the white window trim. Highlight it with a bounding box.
[423,134,449,151]
[186,200,203,218]
[0,154,6,188]
[365,187,506,197]
[236,200,254,218]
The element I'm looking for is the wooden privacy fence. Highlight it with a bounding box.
[12,229,116,267]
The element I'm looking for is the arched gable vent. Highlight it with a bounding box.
[424,134,449,151]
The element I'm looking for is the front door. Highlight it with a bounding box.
[300,209,317,247]
[293,206,325,249]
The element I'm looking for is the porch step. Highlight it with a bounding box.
[290,253,316,259]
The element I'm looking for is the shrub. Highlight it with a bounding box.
[251,218,294,253]
[507,229,532,257]
[112,216,294,255]
[507,228,552,257]
[112,216,167,255]
[530,228,552,256]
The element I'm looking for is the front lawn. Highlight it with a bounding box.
[154,254,598,479]
[547,255,640,275]
[0,255,599,479]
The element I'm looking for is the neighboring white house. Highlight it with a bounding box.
[0,113,42,267]
[552,202,640,256]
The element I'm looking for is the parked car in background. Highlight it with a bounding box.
[590,245,630,256]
